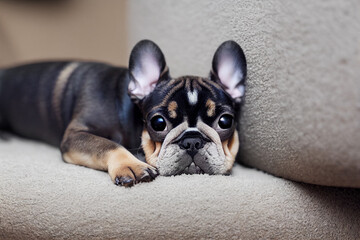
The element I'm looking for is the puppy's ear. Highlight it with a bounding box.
[128,40,170,100]
[210,40,247,101]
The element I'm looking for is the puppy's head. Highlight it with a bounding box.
[128,40,246,175]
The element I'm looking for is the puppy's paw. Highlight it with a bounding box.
[112,164,159,187]
[107,148,159,187]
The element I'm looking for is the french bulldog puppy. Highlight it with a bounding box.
[0,40,247,187]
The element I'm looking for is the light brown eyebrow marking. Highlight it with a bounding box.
[148,80,185,116]
[168,101,178,118]
[206,99,216,117]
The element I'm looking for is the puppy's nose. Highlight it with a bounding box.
[181,137,204,151]
[179,132,205,157]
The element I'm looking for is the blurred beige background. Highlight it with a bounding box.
[0,0,128,67]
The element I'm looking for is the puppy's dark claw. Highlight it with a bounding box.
[139,173,152,182]
[147,168,159,179]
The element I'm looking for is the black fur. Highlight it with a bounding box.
[0,39,247,185]
[0,61,142,150]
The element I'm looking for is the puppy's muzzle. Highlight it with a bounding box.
[177,131,209,158]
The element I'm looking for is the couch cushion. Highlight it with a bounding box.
[1,136,359,239]
[128,0,360,187]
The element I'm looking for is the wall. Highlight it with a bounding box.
[128,0,360,187]
[0,0,128,67]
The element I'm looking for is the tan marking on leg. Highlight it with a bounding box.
[52,62,80,127]
[63,150,107,171]
[142,130,162,166]
[205,99,216,117]
[62,133,157,186]
[168,101,178,118]
[222,130,239,172]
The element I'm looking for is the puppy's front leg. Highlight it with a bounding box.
[60,120,158,187]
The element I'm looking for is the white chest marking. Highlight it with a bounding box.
[187,90,198,105]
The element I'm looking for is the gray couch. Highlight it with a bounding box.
[1,136,359,239]
[1,0,360,239]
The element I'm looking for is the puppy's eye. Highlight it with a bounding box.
[150,116,167,131]
[218,114,233,129]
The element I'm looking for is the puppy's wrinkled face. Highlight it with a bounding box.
[128,40,247,175]
[141,76,239,175]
